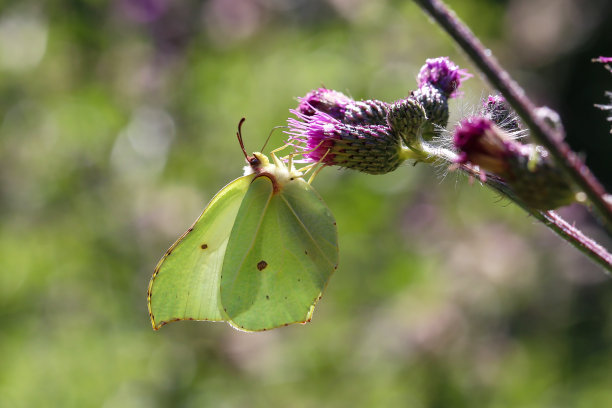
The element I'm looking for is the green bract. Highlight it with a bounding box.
[147,151,339,332]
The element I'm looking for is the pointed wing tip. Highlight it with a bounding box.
[150,316,166,331]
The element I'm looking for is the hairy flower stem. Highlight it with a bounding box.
[419,141,612,273]
[538,211,612,274]
[412,0,612,233]
[485,177,612,274]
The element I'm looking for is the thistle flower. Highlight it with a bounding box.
[297,88,389,125]
[453,116,576,210]
[287,110,405,175]
[454,117,510,175]
[417,57,471,98]
[345,99,389,125]
[481,94,521,133]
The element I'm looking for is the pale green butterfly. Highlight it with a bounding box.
[147,120,338,332]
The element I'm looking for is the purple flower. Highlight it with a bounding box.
[287,110,341,164]
[453,116,512,175]
[417,57,471,98]
[453,116,575,209]
[117,0,168,23]
[286,110,404,174]
[593,56,612,63]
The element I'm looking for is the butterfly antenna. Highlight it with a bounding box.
[236,117,248,160]
[261,126,287,153]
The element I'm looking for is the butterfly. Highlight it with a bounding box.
[147,119,338,332]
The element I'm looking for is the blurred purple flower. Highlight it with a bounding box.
[117,0,168,23]
[593,56,612,63]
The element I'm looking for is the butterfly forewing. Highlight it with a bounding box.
[220,176,338,331]
[148,175,254,329]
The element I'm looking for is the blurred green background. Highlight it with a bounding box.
[1,0,611,406]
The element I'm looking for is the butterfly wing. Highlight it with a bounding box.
[220,176,338,331]
[148,175,255,329]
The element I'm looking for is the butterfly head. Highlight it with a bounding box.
[243,152,271,176]
[236,118,302,186]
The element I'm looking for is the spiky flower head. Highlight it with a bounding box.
[417,57,470,98]
[344,99,389,125]
[297,88,389,126]
[481,94,522,133]
[386,97,427,145]
[287,110,404,175]
[410,83,449,131]
[453,116,576,210]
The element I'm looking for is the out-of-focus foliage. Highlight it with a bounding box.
[1,1,611,406]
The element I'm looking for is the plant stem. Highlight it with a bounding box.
[483,176,612,273]
[415,142,612,273]
[538,210,612,273]
[412,0,612,232]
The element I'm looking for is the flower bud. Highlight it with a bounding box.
[344,99,389,125]
[410,83,449,131]
[454,117,510,175]
[297,88,351,119]
[481,94,521,132]
[297,88,388,125]
[287,111,404,175]
[453,117,576,210]
[505,145,578,210]
[386,97,427,145]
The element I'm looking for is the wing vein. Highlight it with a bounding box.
[227,189,273,290]
[279,194,335,267]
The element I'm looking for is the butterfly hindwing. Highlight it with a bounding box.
[220,176,338,331]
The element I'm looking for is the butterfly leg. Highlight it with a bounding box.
[269,141,326,169]
[269,144,295,168]
[307,163,328,185]
[299,149,331,184]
